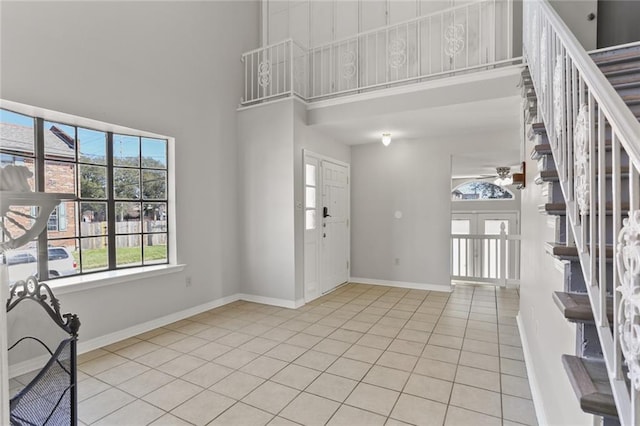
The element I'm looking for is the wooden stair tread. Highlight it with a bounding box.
[530,141,616,159]
[553,291,613,323]
[604,65,640,79]
[598,61,640,75]
[531,122,618,138]
[542,202,629,215]
[622,93,640,105]
[547,243,614,260]
[537,167,629,183]
[530,80,640,133]
[591,46,640,65]
[531,143,552,160]
[612,80,640,91]
[605,72,640,86]
[562,355,618,419]
[531,122,546,135]
[536,170,559,182]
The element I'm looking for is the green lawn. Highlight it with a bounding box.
[74,245,167,270]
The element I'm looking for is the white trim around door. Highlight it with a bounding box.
[303,150,350,303]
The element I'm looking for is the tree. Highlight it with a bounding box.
[453,181,512,200]
[79,155,166,221]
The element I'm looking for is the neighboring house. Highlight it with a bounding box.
[1,1,639,425]
[0,123,77,241]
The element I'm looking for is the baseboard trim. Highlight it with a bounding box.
[238,293,304,309]
[9,293,241,378]
[517,313,548,426]
[349,277,452,293]
[10,291,308,378]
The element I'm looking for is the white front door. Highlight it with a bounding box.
[303,153,350,301]
[321,160,349,293]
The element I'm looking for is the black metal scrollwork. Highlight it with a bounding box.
[6,276,80,336]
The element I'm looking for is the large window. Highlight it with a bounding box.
[0,107,170,284]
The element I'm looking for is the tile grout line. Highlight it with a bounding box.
[438,285,472,425]
[320,285,417,425]
[70,283,530,426]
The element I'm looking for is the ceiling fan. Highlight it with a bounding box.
[494,162,526,189]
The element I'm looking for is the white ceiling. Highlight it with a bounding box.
[307,67,524,179]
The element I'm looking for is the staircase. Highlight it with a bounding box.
[525,35,640,425]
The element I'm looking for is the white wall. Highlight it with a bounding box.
[351,138,452,289]
[518,139,591,425]
[294,102,351,166]
[549,0,597,50]
[350,126,520,290]
[0,1,259,343]
[238,100,296,303]
[264,0,523,56]
[293,101,351,301]
[238,99,350,304]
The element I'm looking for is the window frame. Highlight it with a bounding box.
[0,101,176,284]
[47,205,59,231]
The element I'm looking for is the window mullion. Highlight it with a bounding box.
[107,132,116,269]
[35,117,49,280]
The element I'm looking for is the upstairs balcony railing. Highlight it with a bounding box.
[241,0,516,105]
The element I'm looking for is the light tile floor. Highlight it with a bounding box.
[10,283,538,426]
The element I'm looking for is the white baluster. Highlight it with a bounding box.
[500,222,507,287]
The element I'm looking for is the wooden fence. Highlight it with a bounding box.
[80,221,166,249]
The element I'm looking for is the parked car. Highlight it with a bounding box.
[2,247,78,284]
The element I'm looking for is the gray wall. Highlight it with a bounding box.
[597,0,640,48]
[350,126,520,289]
[238,100,297,303]
[350,139,452,288]
[238,99,350,304]
[265,0,523,59]
[293,102,351,301]
[1,1,259,344]
[549,0,598,50]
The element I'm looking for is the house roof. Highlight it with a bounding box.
[0,122,75,158]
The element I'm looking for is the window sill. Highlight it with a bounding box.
[49,264,186,295]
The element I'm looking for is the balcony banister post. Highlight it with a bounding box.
[499,223,507,287]
[289,39,294,97]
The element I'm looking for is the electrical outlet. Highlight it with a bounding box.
[185,276,192,287]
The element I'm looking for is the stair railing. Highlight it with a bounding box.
[524,0,640,423]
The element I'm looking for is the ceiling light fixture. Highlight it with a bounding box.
[381,133,392,146]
